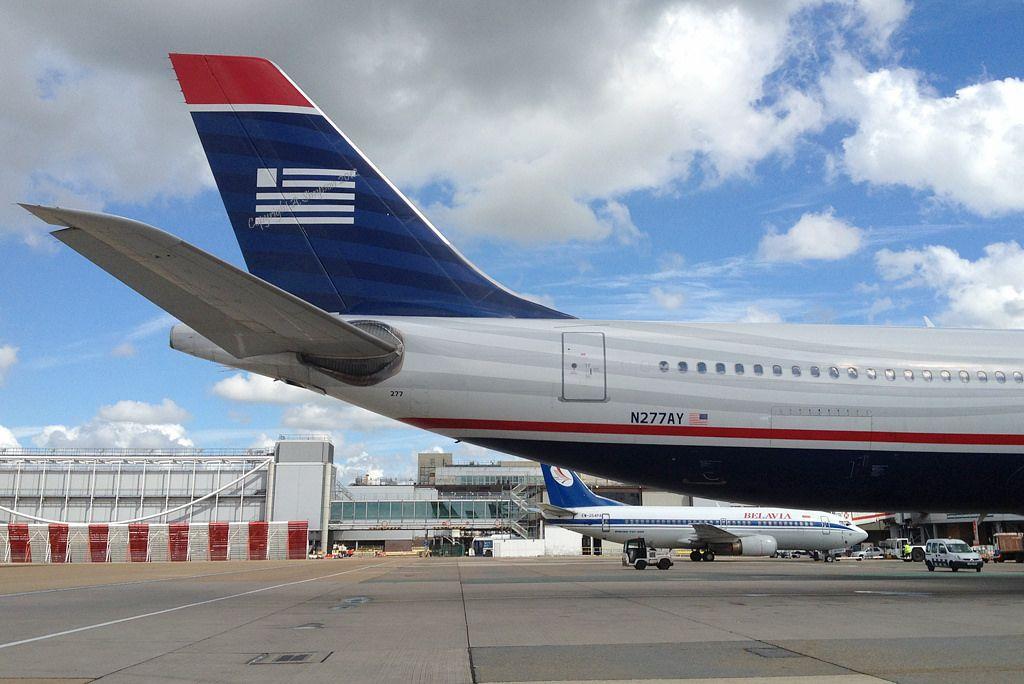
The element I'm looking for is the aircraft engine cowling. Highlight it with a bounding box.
[708,535,778,557]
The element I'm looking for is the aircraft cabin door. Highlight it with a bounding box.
[601,513,611,533]
[562,332,607,401]
[820,516,831,536]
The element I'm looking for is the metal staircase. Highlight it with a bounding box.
[506,484,534,539]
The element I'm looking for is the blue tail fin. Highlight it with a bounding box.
[541,464,624,508]
[170,53,570,319]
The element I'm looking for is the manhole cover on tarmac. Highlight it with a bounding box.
[745,646,802,659]
[248,651,333,665]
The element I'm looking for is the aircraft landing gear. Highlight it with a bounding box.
[689,548,716,561]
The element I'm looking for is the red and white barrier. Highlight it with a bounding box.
[1,521,309,563]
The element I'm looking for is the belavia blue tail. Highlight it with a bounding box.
[541,464,624,508]
[170,54,569,319]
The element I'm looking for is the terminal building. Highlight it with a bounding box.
[5,436,1021,559]
[329,451,689,555]
[0,436,334,553]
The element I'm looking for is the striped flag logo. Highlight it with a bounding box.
[688,412,708,426]
[249,167,356,228]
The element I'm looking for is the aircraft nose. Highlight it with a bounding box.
[854,527,868,544]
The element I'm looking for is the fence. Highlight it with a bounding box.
[0,520,308,563]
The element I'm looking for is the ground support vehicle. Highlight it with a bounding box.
[993,533,1024,563]
[852,546,884,560]
[622,539,674,570]
[925,539,983,572]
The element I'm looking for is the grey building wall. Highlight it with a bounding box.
[268,440,334,540]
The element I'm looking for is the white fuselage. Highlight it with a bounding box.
[547,506,865,550]
[174,317,1024,510]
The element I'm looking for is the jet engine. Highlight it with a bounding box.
[708,535,778,557]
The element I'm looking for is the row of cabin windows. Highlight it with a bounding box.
[659,360,1024,384]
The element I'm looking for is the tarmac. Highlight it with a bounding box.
[1,556,1023,683]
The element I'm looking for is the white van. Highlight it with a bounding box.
[925,538,983,572]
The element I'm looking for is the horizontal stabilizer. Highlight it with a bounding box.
[536,503,576,519]
[691,523,740,543]
[21,204,397,360]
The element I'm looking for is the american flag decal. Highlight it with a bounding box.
[688,412,708,426]
[249,167,356,228]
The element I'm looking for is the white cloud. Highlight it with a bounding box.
[876,241,1024,327]
[1,2,908,246]
[213,372,409,434]
[32,398,194,449]
[826,60,1024,216]
[111,343,136,358]
[96,398,189,424]
[0,425,20,449]
[740,305,782,323]
[212,373,322,405]
[282,403,398,432]
[1,41,211,245]
[758,208,864,262]
[34,422,193,449]
[866,296,895,322]
[0,345,17,384]
[249,433,278,449]
[650,286,686,311]
[850,0,912,52]
[520,292,557,309]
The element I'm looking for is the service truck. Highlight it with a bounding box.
[993,532,1024,563]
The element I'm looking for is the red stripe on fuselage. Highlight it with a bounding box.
[169,53,311,106]
[404,417,1024,446]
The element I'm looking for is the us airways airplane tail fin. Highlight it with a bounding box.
[169,53,570,320]
[541,464,625,508]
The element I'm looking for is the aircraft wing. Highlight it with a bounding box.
[536,503,576,519]
[691,523,741,543]
[21,205,397,360]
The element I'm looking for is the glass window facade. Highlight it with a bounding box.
[330,499,513,522]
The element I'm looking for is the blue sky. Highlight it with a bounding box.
[1,1,1023,481]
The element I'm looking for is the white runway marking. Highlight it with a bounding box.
[0,561,391,651]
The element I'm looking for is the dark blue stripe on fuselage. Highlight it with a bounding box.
[468,438,1024,511]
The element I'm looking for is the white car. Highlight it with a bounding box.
[925,538,983,572]
[851,546,884,560]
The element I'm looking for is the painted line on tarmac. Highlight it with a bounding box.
[0,563,299,599]
[0,561,392,651]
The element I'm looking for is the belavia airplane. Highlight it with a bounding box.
[539,465,868,562]
[22,54,1024,511]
